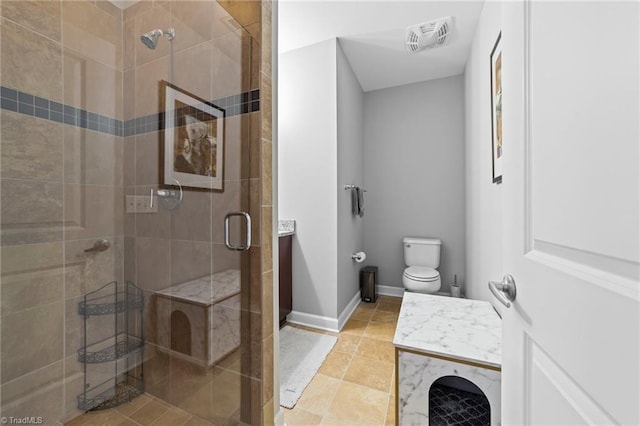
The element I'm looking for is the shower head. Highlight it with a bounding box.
[140,28,175,50]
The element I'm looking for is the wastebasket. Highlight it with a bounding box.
[360,266,378,303]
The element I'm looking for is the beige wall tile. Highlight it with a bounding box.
[260,207,272,272]
[261,3,271,78]
[1,110,64,181]
[123,0,153,22]
[63,48,123,119]
[260,75,272,142]
[1,18,62,102]
[123,18,136,71]
[64,127,123,186]
[133,186,171,239]
[123,136,136,186]
[262,334,273,403]
[134,57,169,116]
[261,271,272,337]
[1,178,64,245]
[169,1,213,52]
[261,141,272,206]
[136,237,171,291]
[170,189,212,242]
[210,32,243,100]
[223,115,244,181]
[1,267,63,316]
[217,1,260,29]
[1,301,63,383]
[96,0,123,20]
[170,240,212,285]
[0,1,62,42]
[62,0,122,70]
[135,5,171,67]
[263,398,274,426]
[211,242,241,274]
[64,236,124,299]
[173,42,212,101]
[134,131,162,185]
[64,184,124,240]
[1,361,64,422]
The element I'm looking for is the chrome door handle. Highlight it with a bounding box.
[488,274,517,308]
[84,239,111,253]
[224,212,252,251]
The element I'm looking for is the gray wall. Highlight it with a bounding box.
[363,75,466,293]
[279,40,338,318]
[336,41,364,315]
[464,1,503,304]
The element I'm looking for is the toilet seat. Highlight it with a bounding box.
[403,266,440,282]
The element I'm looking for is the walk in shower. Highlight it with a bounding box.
[0,1,274,424]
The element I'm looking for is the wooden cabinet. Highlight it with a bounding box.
[278,235,293,326]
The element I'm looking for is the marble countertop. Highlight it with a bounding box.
[278,219,295,237]
[393,292,502,368]
[155,269,240,306]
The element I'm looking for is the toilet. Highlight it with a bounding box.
[402,237,442,293]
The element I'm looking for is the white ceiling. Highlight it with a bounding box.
[278,1,484,92]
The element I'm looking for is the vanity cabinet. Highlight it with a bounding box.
[278,235,292,325]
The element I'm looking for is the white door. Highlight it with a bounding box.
[497,1,640,424]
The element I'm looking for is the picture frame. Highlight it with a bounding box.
[490,32,503,184]
[161,81,225,191]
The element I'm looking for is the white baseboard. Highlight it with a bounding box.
[337,291,361,331]
[287,310,339,333]
[377,285,405,297]
[287,291,361,333]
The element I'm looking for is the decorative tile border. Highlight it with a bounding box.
[0,86,260,137]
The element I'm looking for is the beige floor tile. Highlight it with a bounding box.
[343,356,394,392]
[150,406,192,425]
[364,321,397,342]
[129,399,170,425]
[182,416,213,426]
[117,419,139,426]
[284,406,323,426]
[65,410,131,426]
[376,301,402,314]
[351,305,375,321]
[356,337,395,363]
[324,381,388,426]
[333,334,361,355]
[370,310,399,324]
[296,373,341,415]
[385,393,396,425]
[318,351,353,379]
[341,318,368,336]
[377,295,402,305]
[115,393,153,417]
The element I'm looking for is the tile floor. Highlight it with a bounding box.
[67,295,402,426]
[283,295,402,426]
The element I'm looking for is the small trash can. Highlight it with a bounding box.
[360,266,378,303]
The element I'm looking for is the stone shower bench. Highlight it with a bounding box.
[155,269,241,367]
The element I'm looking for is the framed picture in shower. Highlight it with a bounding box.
[161,81,225,190]
[490,32,503,184]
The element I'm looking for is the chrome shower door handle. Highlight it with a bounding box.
[224,212,252,251]
[488,274,517,308]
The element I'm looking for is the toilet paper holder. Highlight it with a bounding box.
[352,252,366,263]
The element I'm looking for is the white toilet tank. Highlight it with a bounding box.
[403,237,441,268]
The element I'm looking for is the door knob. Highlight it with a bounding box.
[488,274,517,308]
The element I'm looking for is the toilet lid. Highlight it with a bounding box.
[404,266,439,281]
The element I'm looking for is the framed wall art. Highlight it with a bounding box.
[162,81,225,190]
[490,32,503,184]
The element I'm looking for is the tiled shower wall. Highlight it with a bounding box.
[0,0,274,424]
